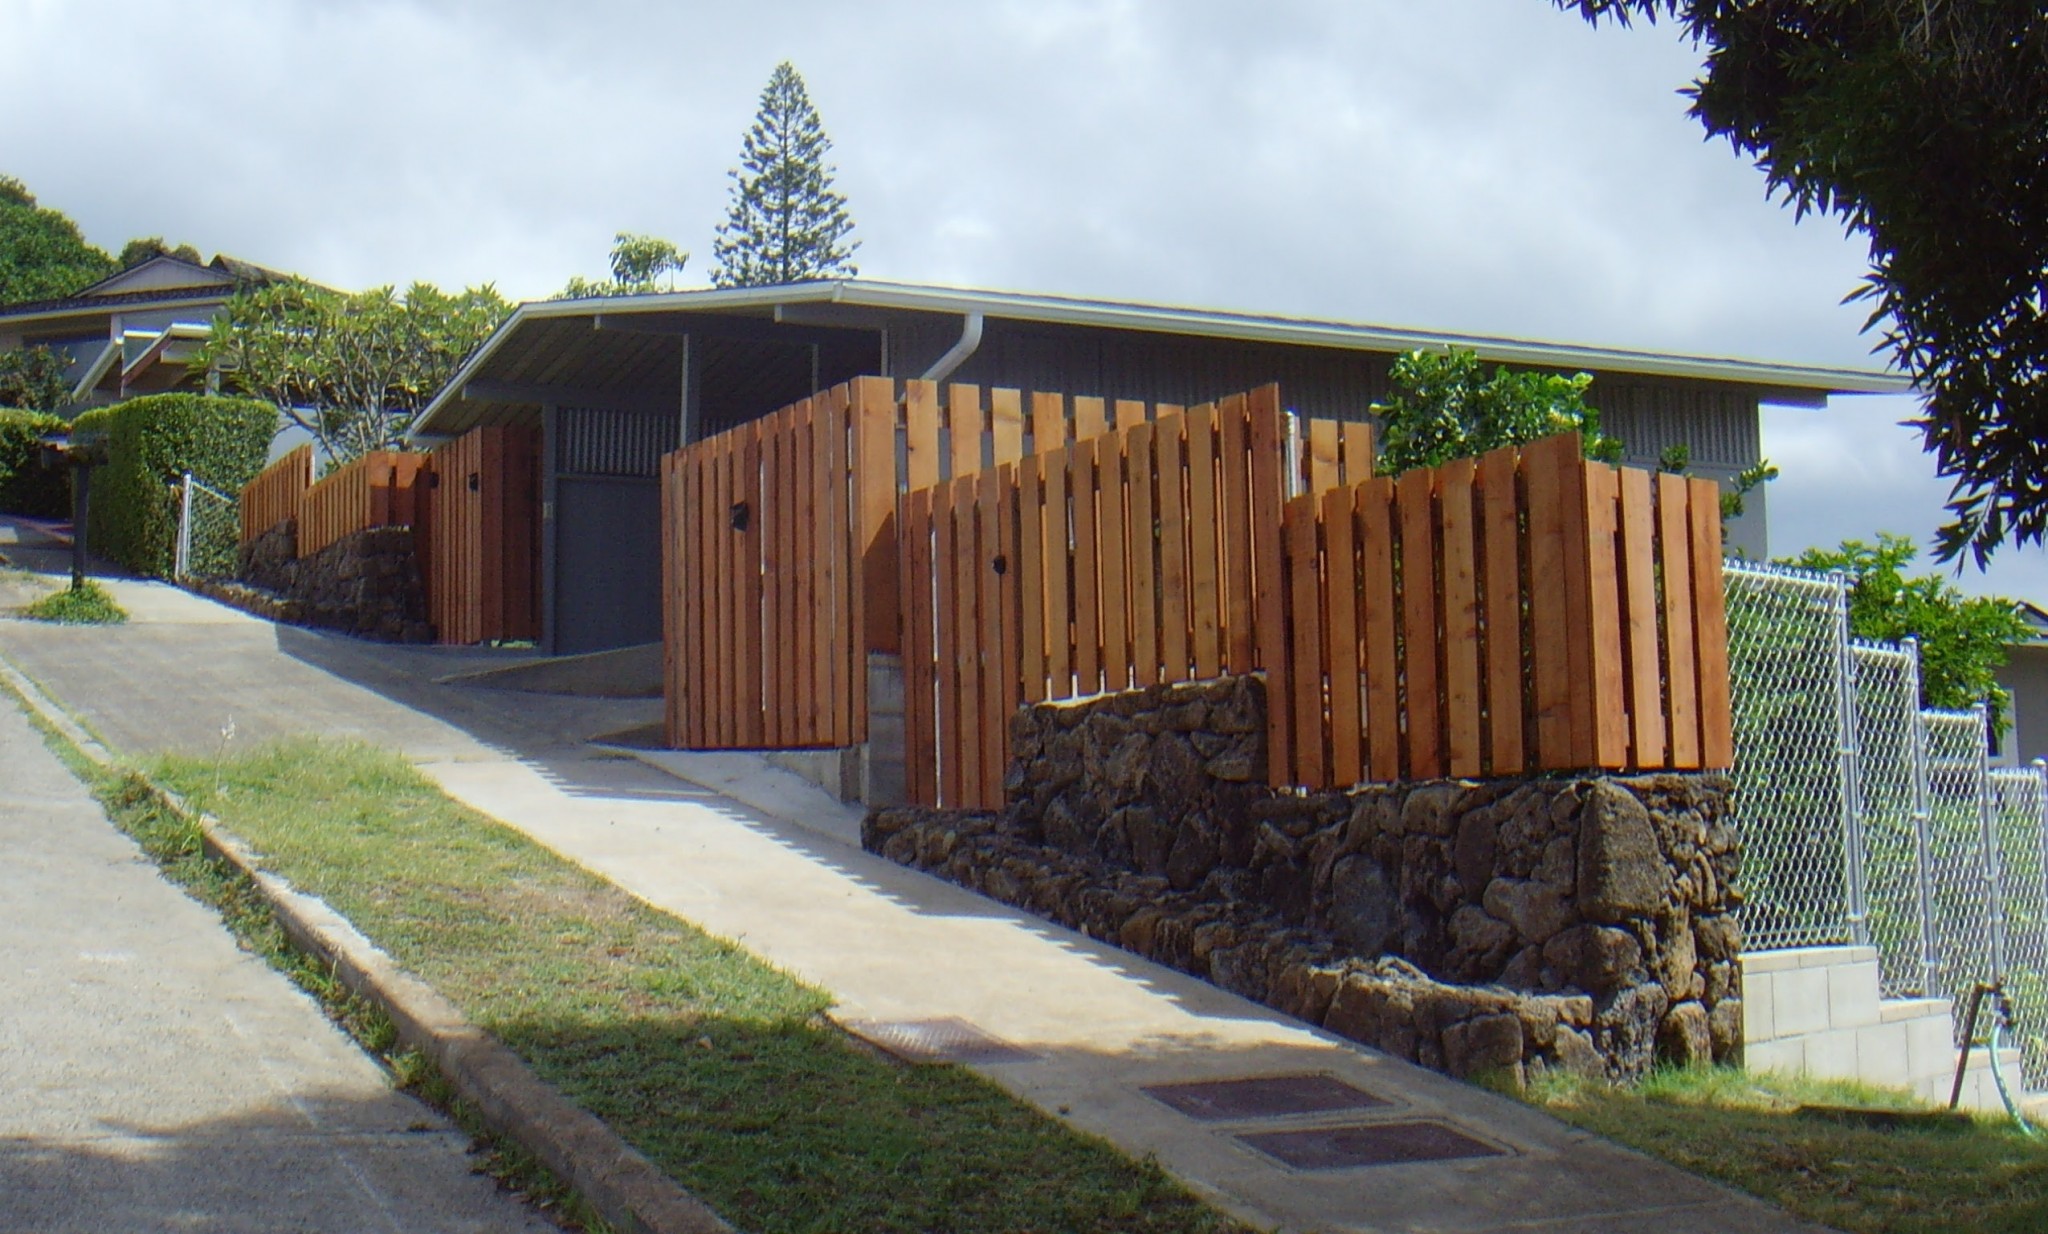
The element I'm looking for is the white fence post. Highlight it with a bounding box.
[175,472,194,580]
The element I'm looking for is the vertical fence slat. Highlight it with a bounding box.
[1019,455,1047,705]
[1689,476,1734,768]
[1308,418,1340,495]
[1523,434,1574,769]
[1096,431,1131,693]
[1658,471,1701,769]
[1324,483,1363,788]
[1340,422,1376,486]
[1440,457,1483,778]
[1617,466,1664,768]
[1220,393,1254,672]
[1358,478,1400,781]
[978,468,1007,805]
[1477,446,1524,774]
[998,460,1023,760]
[1187,404,1223,681]
[1583,461,1628,768]
[1045,445,1072,699]
[1285,493,1327,789]
[956,477,987,805]
[1074,396,1107,442]
[740,422,765,746]
[1030,391,1066,456]
[1127,422,1159,689]
[1398,468,1443,780]
[991,388,1025,468]
[1249,385,1292,784]
[935,481,962,805]
[1072,439,1102,697]
[1157,412,1191,684]
[906,486,939,804]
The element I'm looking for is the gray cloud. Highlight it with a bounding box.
[3,0,2031,599]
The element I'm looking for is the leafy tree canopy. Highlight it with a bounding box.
[1792,533,2031,731]
[0,345,73,412]
[710,62,859,288]
[198,279,510,461]
[1370,346,1622,474]
[1554,2,2048,567]
[117,236,203,269]
[556,232,689,299]
[0,174,115,305]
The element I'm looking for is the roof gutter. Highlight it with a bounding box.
[919,311,984,384]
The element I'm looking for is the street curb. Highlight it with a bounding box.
[0,657,736,1234]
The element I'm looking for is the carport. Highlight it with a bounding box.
[409,292,885,655]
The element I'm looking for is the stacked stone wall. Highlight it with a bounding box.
[865,675,1741,1084]
[198,520,431,643]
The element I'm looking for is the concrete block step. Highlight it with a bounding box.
[1742,945,1879,975]
[1879,996,1952,1023]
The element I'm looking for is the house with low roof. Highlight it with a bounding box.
[407,279,1906,656]
[0,252,291,409]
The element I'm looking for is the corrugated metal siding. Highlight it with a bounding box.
[556,407,679,478]
[1597,382,1760,469]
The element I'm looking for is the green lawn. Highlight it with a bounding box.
[130,737,1239,1234]
[1512,1064,2048,1234]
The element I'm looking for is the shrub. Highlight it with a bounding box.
[71,394,277,578]
[0,407,68,517]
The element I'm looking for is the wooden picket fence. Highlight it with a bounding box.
[896,386,1735,808]
[234,429,537,645]
[297,451,428,556]
[238,444,312,544]
[1271,432,1733,790]
[416,425,541,646]
[658,377,1373,755]
[897,386,1375,806]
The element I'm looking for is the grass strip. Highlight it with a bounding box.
[147,737,1238,1234]
[20,578,124,624]
[0,678,607,1229]
[1509,1064,2048,1234]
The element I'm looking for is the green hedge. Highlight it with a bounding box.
[71,394,278,578]
[0,407,69,517]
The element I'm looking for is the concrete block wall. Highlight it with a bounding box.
[1741,946,2026,1111]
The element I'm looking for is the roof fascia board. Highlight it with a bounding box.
[0,292,232,330]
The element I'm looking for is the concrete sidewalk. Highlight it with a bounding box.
[0,532,1829,1233]
[0,684,555,1233]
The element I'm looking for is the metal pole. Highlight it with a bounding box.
[1833,571,1871,945]
[1905,638,1941,997]
[69,463,89,590]
[1975,703,2010,979]
[176,472,194,580]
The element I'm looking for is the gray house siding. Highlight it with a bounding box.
[887,316,1770,556]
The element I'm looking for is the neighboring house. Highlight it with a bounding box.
[1993,602,2048,768]
[0,253,290,411]
[407,279,1906,656]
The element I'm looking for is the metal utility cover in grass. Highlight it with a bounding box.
[1140,1073,1390,1122]
[1236,1121,1506,1170]
[838,1016,1036,1065]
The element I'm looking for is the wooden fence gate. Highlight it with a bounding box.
[416,425,541,645]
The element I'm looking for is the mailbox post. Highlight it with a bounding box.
[37,432,109,591]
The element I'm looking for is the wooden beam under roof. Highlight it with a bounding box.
[460,379,673,416]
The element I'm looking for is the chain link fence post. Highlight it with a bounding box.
[1976,704,2011,979]
[175,471,195,581]
[1903,638,1942,997]
[1833,571,1872,946]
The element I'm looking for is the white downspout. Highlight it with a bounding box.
[918,312,985,383]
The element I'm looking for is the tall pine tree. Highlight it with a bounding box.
[710,63,858,287]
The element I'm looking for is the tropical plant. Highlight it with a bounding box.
[710,62,859,287]
[557,232,689,299]
[199,279,510,461]
[1370,346,1621,474]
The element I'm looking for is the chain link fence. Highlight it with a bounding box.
[173,473,240,582]
[1726,559,2048,1088]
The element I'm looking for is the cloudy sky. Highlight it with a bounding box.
[5,0,2036,597]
